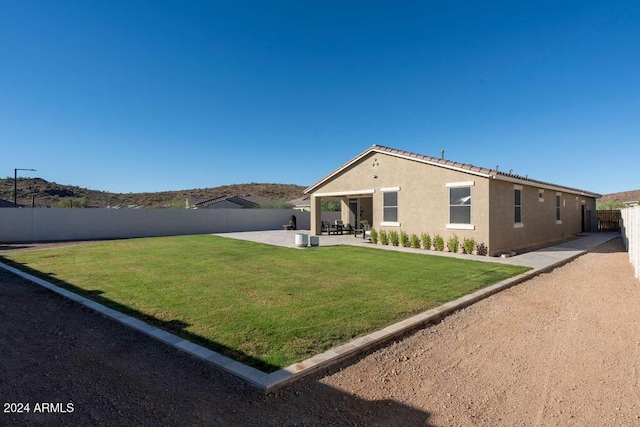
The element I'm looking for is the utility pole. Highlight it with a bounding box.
[14,168,37,207]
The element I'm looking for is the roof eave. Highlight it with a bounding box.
[305,144,601,199]
[492,174,602,198]
[304,145,494,194]
[304,146,380,194]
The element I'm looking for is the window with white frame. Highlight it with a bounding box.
[446,181,474,229]
[556,193,562,223]
[383,192,397,222]
[450,187,471,224]
[381,187,400,226]
[514,187,522,225]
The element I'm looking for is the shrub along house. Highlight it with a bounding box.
[305,145,601,256]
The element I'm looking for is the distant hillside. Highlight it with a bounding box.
[0,178,306,208]
[599,189,640,203]
[597,189,640,210]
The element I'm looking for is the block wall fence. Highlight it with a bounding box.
[0,208,341,243]
[621,206,640,279]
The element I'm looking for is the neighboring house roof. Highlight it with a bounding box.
[188,195,261,209]
[0,198,17,208]
[106,205,144,209]
[305,145,602,198]
[288,196,310,208]
[240,195,272,206]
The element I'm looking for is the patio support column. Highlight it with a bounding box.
[340,198,349,224]
[310,194,322,235]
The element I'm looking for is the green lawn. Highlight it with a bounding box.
[1,235,530,372]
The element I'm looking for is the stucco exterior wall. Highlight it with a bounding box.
[311,152,491,247]
[488,179,597,255]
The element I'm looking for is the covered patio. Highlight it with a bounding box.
[309,191,374,236]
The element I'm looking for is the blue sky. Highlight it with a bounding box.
[1,1,638,195]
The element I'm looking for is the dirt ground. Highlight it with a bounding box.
[1,238,638,426]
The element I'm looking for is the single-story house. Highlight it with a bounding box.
[0,198,18,208]
[305,145,601,256]
[289,196,311,212]
[186,195,269,209]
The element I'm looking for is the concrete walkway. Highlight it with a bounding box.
[216,230,621,270]
[1,230,621,393]
[499,232,621,269]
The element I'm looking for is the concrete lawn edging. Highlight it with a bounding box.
[0,233,617,392]
[0,261,550,391]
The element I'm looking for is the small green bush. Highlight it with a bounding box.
[421,232,431,249]
[379,230,389,245]
[400,230,410,247]
[463,237,476,254]
[447,234,460,253]
[370,228,378,244]
[433,234,445,251]
[410,234,421,249]
[389,230,400,246]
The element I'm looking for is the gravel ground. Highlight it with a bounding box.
[1,238,638,426]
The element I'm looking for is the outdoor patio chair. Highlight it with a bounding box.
[333,220,345,235]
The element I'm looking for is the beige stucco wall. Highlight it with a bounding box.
[310,150,598,256]
[310,151,490,248]
[488,179,597,255]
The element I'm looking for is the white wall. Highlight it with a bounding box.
[0,208,318,242]
[621,206,640,279]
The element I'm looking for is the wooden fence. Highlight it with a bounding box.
[597,210,622,231]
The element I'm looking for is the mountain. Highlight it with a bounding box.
[597,189,640,210]
[0,178,306,208]
[599,189,640,203]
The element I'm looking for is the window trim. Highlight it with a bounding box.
[556,192,562,224]
[381,187,400,227]
[514,185,523,227]
[448,183,473,226]
[446,181,475,188]
[446,223,475,230]
[381,221,401,227]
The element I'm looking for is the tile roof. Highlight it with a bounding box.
[0,198,17,208]
[190,195,261,209]
[288,196,310,207]
[305,144,601,198]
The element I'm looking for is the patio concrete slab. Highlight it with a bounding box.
[215,230,620,270]
[215,229,371,248]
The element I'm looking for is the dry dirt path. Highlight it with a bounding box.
[1,238,638,426]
